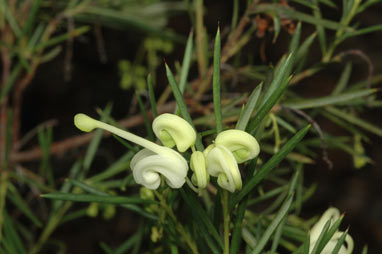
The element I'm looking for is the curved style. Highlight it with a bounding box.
[74,113,188,190]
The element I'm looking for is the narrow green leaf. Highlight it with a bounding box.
[332,62,352,95]
[318,216,344,253]
[283,89,376,109]
[99,242,113,254]
[275,116,297,133]
[114,233,140,254]
[22,0,42,35]
[3,211,26,254]
[325,106,382,137]
[27,24,45,49]
[319,0,337,8]
[136,92,154,141]
[289,22,302,54]
[17,51,32,73]
[165,64,204,150]
[358,0,380,13]
[35,26,90,51]
[236,84,262,131]
[77,7,186,43]
[194,217,221,254]
[310,220,331,254]
[83,104,112,172]
[313,0,327,55]
[41,193,154,205]
[247,53,294,134]
[271,219,285,252]
[290,0,315,9]
[147,74,158,118]
[295,32,317,64]
[248,186,287,206]
[213,27,223,133]
[230,159,257,254]
[68,178,157,220]
[7,183,42,227]
[53,160,82,210]
[320,111,370,142]
[362,244,368,254]
[251,195,293,254]
[231,0,239,31]
[272,14,281,42]
[234,125,310,207]
[179,31,193,94]
[331,230,348,254]
[252,4,350,31]
[341,24,382,41]
[40,46,63,63]
[180,188,224,250]
[303,234,310,254]
[87,151,133,183]
[0,63,22,104]
[0,0,22,37]
[229,195,248,254]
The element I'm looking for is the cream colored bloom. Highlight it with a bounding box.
[152,113,196,152]
[190,151,209,189]
[74,113,188,190]
[204,129,260,192]
[131,148,188,189]
[205,144,242,193]
[215,129,260,163]
[309,207,354,254]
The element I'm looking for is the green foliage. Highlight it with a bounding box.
[1,0,381,253]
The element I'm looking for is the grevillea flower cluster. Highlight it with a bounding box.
[309,207,354,254]
[74,113,260,192]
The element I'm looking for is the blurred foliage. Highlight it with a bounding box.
[1,0,382,253]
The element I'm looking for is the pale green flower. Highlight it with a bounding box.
[215,129,260,163]
[152,113,196,152]
[190,151,209,189]
[74,113,188,190]
[205,144,242,193]
[309,207,354,254]
[204,129,260,192]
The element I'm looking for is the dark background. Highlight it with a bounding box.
[20,1,382,253]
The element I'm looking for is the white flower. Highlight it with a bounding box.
[309,207,354,254]
[205,144,242,193]
[152,113,196,152]
[131,148,188,189]
[215,129,260,163]
[74,113,189,190]
[190,151,209,189]
[204,130,260,192]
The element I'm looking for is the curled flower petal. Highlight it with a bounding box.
[131,148,188,189]
[190,151,209,188]
[309,207,354,254]
[215,129,260,163]
[74,113,189,190]
[310,207,340,241]
[206,145,242,192]
[312,232,354,254]
[152,113,196,152]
